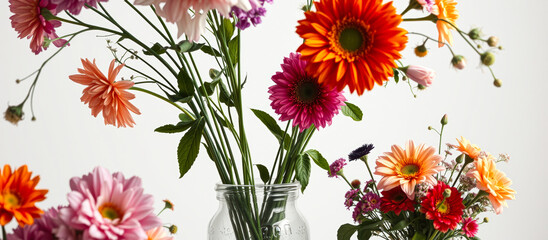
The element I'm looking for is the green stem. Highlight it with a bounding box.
[438,124,445,155]
[407,32,455,55]
[130,87,193,118]
[437,19,482,55]
[403,14,437,22]
[428,230,440,240]
[362,157,379,195]
[2,225,6,240]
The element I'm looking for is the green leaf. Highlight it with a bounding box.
[214,112,230,128]
[359,220,384,231]
[341,102,363,121]
[228,36,239,66]
[177,117,205,178]
[154,120,194,134]
[179,113,195,122]
[357,228,372,240]
[221,18,234,42]
[143,42,166,55]
[219,83,234,107]
[177,40,204,53]
[394,69,400,83]
[411,232,426,240]
[202,142,216,162]
[305,149,330,170]
[177,69,195,97]
[389,219,409,231]
[255,164,270,184]
[250,109,287,144]
[295,154,311,192]
[337,224,358,240]
[201,45,222,57]
[200,79,221,96]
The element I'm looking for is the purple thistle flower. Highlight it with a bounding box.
[348,143,374,161]
[328,158,347,178]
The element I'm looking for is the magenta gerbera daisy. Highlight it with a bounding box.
[269,53,346,131]
[461,217,479,237]
[59,166,162,239]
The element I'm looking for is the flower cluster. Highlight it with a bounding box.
[4,166,175,240]
[328,119,515,240]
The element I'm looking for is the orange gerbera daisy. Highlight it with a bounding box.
[375,141,445,199]
[296,0,407,95]
[434,0,459,47]
[466,156,515,214]
[70,59,141,128]
[0,165,48,226]
[453,137,481,160]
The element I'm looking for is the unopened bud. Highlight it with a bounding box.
[480,52,495,66]
[487,36,499,47]
[209,69,221,80]
[443,189,452,198]
[493,78,502,88]
[451,55,466,70]
[417,84,426,90]
[414,45,428,58]
[483,217,489,223]
[468,28,481,40]
[163,199,174,211]
[440,114,448,125]
[4,105,24,125]
[427,126,433,130]
[31,116,36,121]
[15,79,21,84]
[169,225,178,234]
[498,46,503,50]
[351,179,361,189]
[456,154,465,164]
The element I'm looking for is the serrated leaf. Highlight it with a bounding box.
[177,69,195,97]
[228,36,239,66]
[255,164,270,184]
[341,102,363,121]
[143,42,166,55]
[295,154,311,192]
[357,228,372,240]
[337,224,358,240]
[305,149,329,170]
[201,45,222,57]
[177,117,205,178]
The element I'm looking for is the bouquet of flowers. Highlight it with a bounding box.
[3,0,508,238]
[329,116,515,240]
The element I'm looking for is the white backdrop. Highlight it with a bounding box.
[1,0,546,239]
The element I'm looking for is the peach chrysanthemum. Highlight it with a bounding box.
[296,0,407,95]
[453,137,481,160]
[70,59,141,128]
[466,156,515,214]
[0,165,48,226]
[434,0,459,47]
[147,226,174,240]
[375,141,445,199]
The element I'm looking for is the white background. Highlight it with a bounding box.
[1,0,546,239]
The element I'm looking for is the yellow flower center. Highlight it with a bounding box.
[329,17,372,60]
[3,192,21,209]
[99,203,123,220]
[401,164,420,177]
[436,200,450,214]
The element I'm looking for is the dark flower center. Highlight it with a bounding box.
[293,79,321,105]
[339,27,364,52]
[330,17,372,59]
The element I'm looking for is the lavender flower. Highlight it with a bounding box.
[232,0,273,30]
[348,143,374,161]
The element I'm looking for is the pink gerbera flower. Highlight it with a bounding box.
[9,0,67,54]
[269,53,346,131]
[69,59,141,128]
[134,0,258,41]
[59,166,162,239]
[461,217,479,237]
[146,226,174,240]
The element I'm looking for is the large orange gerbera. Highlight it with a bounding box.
[0,165,48,226]
[70,59,141,128]
[296,0,407,95]
[467,156,515,214]
[434,0,459,47]
[375,141,445,199]
[453,137,481,160]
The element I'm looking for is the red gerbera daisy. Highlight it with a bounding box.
[420,182,464,233]
[296,0,407,95]
[380,187,415,216]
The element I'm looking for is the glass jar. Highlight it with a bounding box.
[208,182,309,240]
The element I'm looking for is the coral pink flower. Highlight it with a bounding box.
[404,65,435,87]
[70,59,141,128]
[461,217,478,237]
[269,53,346,131]
[134,0,257,41]
[146,226,174,240]
[59,166,162,239]
[9,0,67,54]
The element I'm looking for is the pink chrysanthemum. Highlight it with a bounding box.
[9,0,67,54]
[69,59,141,128]
[134,0,258,41]
[269,53,346,131]
[461,217,478,237]
[146,226,174,240]
[8,206,76,240]
[50,0,108,15]
[59,166,162,239]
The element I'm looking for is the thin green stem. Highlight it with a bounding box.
[438,124,445,155]
[437,19,482,55]
[429,230,440,240]
[130,87,193,117]
[407,32,455,56]
[2,225,6,240]
[362,157,379,195]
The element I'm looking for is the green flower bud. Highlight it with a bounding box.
[169,225,178,234]
[440,114,448,125]
[480,52,495,66]
[417,84,426,90]
[451,55,466,70]
[487,36,499,47]
[468,28,481,40]
[443,189,452,198]
[483,217,489,223]
[493,78,502,88]
[4,105,24,125]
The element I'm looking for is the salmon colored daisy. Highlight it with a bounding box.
[9,0,67,54]
[453,137,481,160]
[296,0,408,95]
[147,226,174,240]
[374,141,445,199]
[70,59,141,128]
[434,0,459,47]
[0,165,48,227]
[466,156,515,214]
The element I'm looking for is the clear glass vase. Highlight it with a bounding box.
[208,182,310,240]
